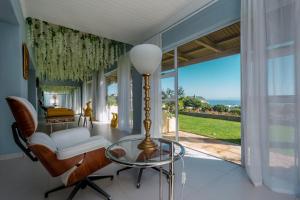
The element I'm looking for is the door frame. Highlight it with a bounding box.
[161,48,179,141]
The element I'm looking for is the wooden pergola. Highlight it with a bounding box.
[105,70,118,85]
[162,22,240,71]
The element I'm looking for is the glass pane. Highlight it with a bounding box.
[162,50,175,73]
[161,77,175,101]
[268,55,295,96]
[161,74,177,140]
[161,101,177,140]
[177,54,241,164]
[106,71,118,121]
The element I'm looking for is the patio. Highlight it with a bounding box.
[163,131,241,164]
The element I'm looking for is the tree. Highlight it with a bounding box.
[162,87,185,100]
[178,86,185,99]
[183,96,202,110]
[162,88,174,100]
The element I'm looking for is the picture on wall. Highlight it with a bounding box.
[22,43,29,80]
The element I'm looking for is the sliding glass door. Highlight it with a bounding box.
[161,49,179,141]
[161,22,242,164]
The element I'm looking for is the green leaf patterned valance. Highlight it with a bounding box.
[27,18,127,81]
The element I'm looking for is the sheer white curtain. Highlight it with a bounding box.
[72,88,81,114]
[91,69,108,122]
[117,54,132,132]
[241,0,300,194]
[82,81,88,107]
[92,73,98,120]
[142,34,162,138]
[98,68,108,122]
[66,93,72,108]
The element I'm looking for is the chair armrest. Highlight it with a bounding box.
[56,136,111,160]
[51,127,90,149]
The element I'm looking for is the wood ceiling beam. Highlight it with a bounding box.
[194,38,222,53]
[178,47,240,67]
[183,35,240,56]
[162,35,241,64]
[164,52,189,62]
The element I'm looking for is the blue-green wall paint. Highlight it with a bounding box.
[0,0,18,25]
[0,0,27,155]
[28,67,37,109]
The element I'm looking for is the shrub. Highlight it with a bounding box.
[212,104,228,112]
[229,108,241,116]
[201,103,211,112]
[107,95,117,106]
[162,102,176,118]
[178,99,184,111]
[183,96,202,110]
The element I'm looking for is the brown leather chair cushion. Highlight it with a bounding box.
[67,148,125,186]
[6,97,36,138]
[30,144,84,177]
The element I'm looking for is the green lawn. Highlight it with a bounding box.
[179,114,241,144]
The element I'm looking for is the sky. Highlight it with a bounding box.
[107,83,118,96]
[107,53,295,101]
[107,54,241,100]
[162,54,241,100]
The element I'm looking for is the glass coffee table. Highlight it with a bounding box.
[105,137,185,200]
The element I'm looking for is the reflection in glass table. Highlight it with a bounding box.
[106,137,185,200]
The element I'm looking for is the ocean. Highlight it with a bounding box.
[208,99,240,106]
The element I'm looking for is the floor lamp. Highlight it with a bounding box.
[129,44,162,152]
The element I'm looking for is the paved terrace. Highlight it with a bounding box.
[163,131,241,164]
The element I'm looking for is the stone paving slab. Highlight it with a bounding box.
[163,131,241,164]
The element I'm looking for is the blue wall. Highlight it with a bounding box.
[28,67,37,109]
[162,0,241,50]
[0,0,18,25]
[0,0,27,155]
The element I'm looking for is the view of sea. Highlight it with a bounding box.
[208,99,241,106]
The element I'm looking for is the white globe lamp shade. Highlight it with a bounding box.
[129,44,162,75]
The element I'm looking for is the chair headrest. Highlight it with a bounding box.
[6,96,38,138]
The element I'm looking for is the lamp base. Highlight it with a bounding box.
[138,137,158,152]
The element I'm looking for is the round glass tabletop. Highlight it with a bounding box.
[105,138,185,167]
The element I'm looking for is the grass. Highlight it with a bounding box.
[179,114,241,144]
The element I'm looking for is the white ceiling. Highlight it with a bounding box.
[20,0,215,44]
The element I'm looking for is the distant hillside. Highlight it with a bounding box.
[187,95,208,104]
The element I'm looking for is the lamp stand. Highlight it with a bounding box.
[138,74,158,152]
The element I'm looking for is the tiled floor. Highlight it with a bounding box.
[0,122,296,200]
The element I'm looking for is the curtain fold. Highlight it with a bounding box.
[82,81,88,108]
[72,88,81,114]
[92,73,98,120]
[91,69,108,122]
[241,0,300,195]
[143,34,162,138]
[117,54,132,132]
[98,68,108,122]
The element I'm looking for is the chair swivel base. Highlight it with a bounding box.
[45,175,113,200]
[116,167,169,188]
